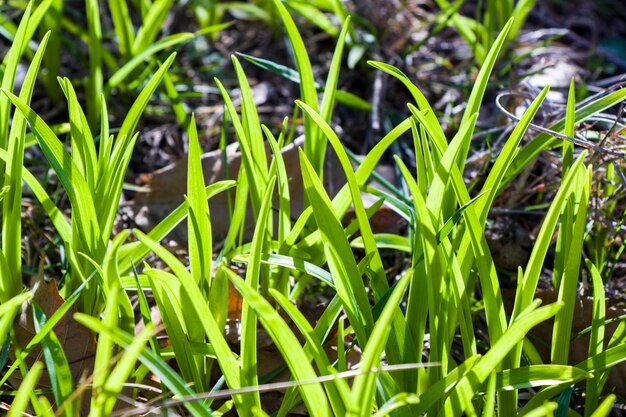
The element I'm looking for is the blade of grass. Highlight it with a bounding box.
[74,314,215,417]
[271,0,320,174]
[187,114,213,289]
[7,362,43,417]
[32,304,75,417]
[299,148,372,345]
[225,270,332,417]
[2,30,50,301]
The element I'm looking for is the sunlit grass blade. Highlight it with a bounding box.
[132,0,175,53]
[215,77,263,214]
[107,0,135,58]
[591,395,616,417]
[187,115,213,289]
[106,32,198,93]
[413,356,479,414]
[236,52,371,111]
[313,16,350,173]
[234,253,334,287]
[7,361,43,417]
[295,101,389,301]
[0,1,32,154]
[2,30,50,301]
[496,365,591,390]
[225,270,332,417]
[74,314,215,417]
[232,56,267,180]
[511,154,587,322]
[86,0,103,128]
[551,166,591,365]
[117,180,235,275]
[444,302,563,416]
[240,176,276,409]
[0,293,31,348]
[584,260,608,415]
[90,262,120,416]
[299,148,372,345]
[521,343,626,413]
[271,0,321,174]
[57,77,98,193]
[116,52,176,147]
[271,289,348,416]
[461,17,512,129]
[133,230,248,412]
[148,270,204,389]
[351,271,412,417]
[98,324,152,415]
[367,61,446,149]
[263,126,291,245]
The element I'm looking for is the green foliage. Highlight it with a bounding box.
[0,1,624,415]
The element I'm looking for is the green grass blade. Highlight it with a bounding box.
[232,55,268,180]
[1,89,103,257]
[99,325,152,415]
[299,148,373,345]
[235,253,334,287]
[497,365,591,390]
[7,361,43,417]
[240,176,276,409]
[226,270,332,417]
[2,30,50,300]
[0,150,72,243]
[107,0,135,58]
[461,17,513,128]
[117,180,235,274]
[133,230,248,412]
[147,271,204,389]
[551,166,591,365]
[86,0,103,127]
[116,52,176,147]
[0,274,93,387]
[315,16,350,173]
[132,0,175,53]
[74,314,215,417]
[367,61,446,149]
[107,32,197,92]
[590,395,616,417]
[187,115,213,288]
[508,87,626,185]
[32,304,75,417]
[58,77,98,194]
[0,1,32,153]
[214,78,263,214]
[263,126,291,244]
[444,302,562,416]
[272,0,320,174]
[511,154,587,323]
[351,271,411,417]
[271,289,348,416]
[584,260,608,415]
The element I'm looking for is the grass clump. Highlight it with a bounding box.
[1,1,626,416]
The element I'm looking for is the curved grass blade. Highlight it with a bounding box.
[271,0,320,174]
[74,314,214,417]
[7,362,43,417]
[225,270,332,417]
[299,148,372,345]
[2,30,50,300]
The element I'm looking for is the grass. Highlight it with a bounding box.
[0,1,625,416]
